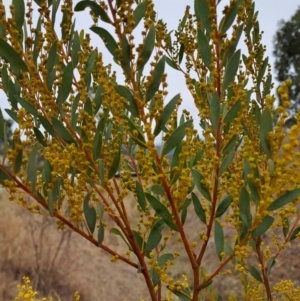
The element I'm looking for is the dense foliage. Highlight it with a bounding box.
[0,0,299,300]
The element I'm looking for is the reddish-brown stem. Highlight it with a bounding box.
[197,232,252,291]
[0,164,137,268]
[113,177,130,224]
[157,281,162,301]
[255,237,273,300]
[197,2,222,270]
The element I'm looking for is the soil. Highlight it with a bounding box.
[1,189,300,301]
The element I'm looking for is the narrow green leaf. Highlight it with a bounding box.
[12,0,25,32]
[224,100,241,123]
[191,192,206,224]
[263,74,272,97]
[33,17,42,63]
[0,38,28,72]
[290,227,300,241]
[215,195,233,218]
[259,108,273,159]
[93,130,102,160]
[85,50,97,74]
[268,188,300,211]
[151,252,175,286]
[84,192,97,234]
[98,222,105,245]
[72,32,81,67]
[192,169,211,202]
[1,67,8,93]
[178,43,184,64]
[199,280,213,289]
[194,0,211,33]
[51,118,76,144]
[247,180,260,203]
[71,93,80,129]
[0,110,4,141]
[51,0,61,30]
[249,266,263,283]
[162,120,193,156]
[53,176,63,207]
[222,50,240,91]
[222,25,243,66]
[61,6,68,39]
[132,231,145,251]
[121,35,131,79]
[224,242,237,265]
[0,168,12,184]
[151,184,165,195]
[46,40,57,89]
[14,149,23,174]
[15,96,38,117]
[137,24,155,70]
[170,142,182,184]
[47,191,54,216]
[57,62,73,106]
[8,81,19,110]
[136,181,147,211]
[266,256,276,275]
[108,151,121,180]
[94,85,104,113]
[240,187,252,228]
[146,193,178,231]
[84,97,93,116]
[219,151,235,177]
[124,115,146,148]
[257,57,268,88]
[2,121,8,163]
[98,203,104,221]
[210,93,220,136]
[154,94,180,137]
[110,228,132,250]
[180,198,191,225]
[74,1,111,23]
[98,159,105,186]
[145,219,165,254]
[170,290,191,301]
[252,215,274,238]
[192,148,204,166]
[38,115,56,138]
[5,109,17,123]
[27,144,38,191]
[223,134,239,153]
[197,28,211,69]
[90,26,118,59]
[133,1,148,29]
[108,136,122,179]
[282,218,290,238]
[165,56,179,70]
[42,160,52,185]
[115,85,139,118]
[219,0,242,33]
[215,221,224,261]
[179,13,187,32]
[146,56,165,102]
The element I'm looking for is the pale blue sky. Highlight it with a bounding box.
[1,0,299,124]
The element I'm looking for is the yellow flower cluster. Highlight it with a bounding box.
[14,277,80,301]
[273,280,300,301]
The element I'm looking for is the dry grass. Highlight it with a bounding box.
[1,187,300,301]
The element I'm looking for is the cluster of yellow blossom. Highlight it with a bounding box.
[14,277,80,301]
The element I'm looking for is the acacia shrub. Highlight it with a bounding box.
[0,0,299,300]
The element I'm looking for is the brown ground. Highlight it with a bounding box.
[1,188,300,301]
